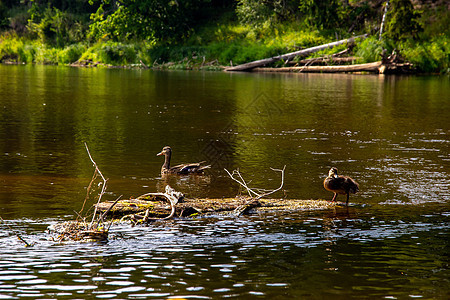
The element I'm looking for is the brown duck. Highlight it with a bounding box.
[323,167,359,206]
[157,146,210,175]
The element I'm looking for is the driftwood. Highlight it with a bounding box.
[252,61,413,74]
[95,195,340,222]
[295,57,359,65]
[225,35,367,72]
[253,61,382,73]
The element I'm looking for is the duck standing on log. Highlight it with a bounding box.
[323,167,359,206]
[157,146,211,175]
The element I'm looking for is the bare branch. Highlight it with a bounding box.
[224,168,259,198]
[255,166,286,200]
[225,166,286,200]
[84,143,108,230]
[0,216,33,247]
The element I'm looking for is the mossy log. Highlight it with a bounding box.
[95,196,339,221]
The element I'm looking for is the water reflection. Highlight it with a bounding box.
[0,65,449,299]
[0,203,448,299]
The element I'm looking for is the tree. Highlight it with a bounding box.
[88,0,211,43]
[384,0,422,40]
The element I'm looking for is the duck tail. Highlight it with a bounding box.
[350,181,359,194]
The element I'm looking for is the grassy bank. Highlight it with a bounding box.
[1,22,449,74]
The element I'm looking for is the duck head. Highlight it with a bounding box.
[328,167,339,178]
[157,146,172,171]
[157,146,172,157]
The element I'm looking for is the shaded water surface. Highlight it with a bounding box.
[0,65,449,299]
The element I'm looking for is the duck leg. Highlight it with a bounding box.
[346,193,350,206]
[331,193,337,202]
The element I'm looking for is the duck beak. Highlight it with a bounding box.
[157,151,164,156]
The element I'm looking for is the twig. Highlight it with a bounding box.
[224,168,259,198]
[0,216,33,247]
[255,166,286,200]
[97,195,122,225]
[84,143,108,230]
[78,170,98,219]
[225,166,286,200]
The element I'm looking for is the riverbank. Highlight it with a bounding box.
[1,24,448,74]
[1,1,449,74]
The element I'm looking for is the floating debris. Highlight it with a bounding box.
[48,221,108,242]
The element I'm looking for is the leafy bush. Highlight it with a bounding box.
[88,0,210,43]
[79,42,138,65]
[400,36,449,73]
[35,46,59,64]
[0,34,39,63]
[354,36,385,63]
[27,5,87,47]
[58,44,86,64]
[298,0,347,30]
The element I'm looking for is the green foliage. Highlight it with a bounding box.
[80,41,138,65]
[0,0,448,73]
[236,0,349,30]
[35,46,59,64]
[27,5,87,47]
[0,34,38,63]
[298,0,347,30]
[236,0,297,28]
[0,1,9,29]
[384,0,422,40]
[399,36,449,73]
[354,36,385,63]
[5,5,30,35]
[57,43,86,64]
[88,0,211,43]
[419,3,449,40]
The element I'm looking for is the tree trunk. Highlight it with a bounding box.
[252,61,383,73]
[379,0,390,40]
[225,34,368,72]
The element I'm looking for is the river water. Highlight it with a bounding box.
[0,65,449,299]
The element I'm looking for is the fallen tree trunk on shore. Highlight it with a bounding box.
[253,61,382,73]
[225,34,367,72]
[252,61,413,74]
[294,56,360,65]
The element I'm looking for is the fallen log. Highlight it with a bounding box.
[294,57,360,65]
[95,196,340,221]
[225,34,368,72]
[253,61,413,74]
[253,61,382,73]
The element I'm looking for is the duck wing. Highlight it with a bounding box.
[341,176,359,194]
[324,176,358,194]
[171,162,211,174]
